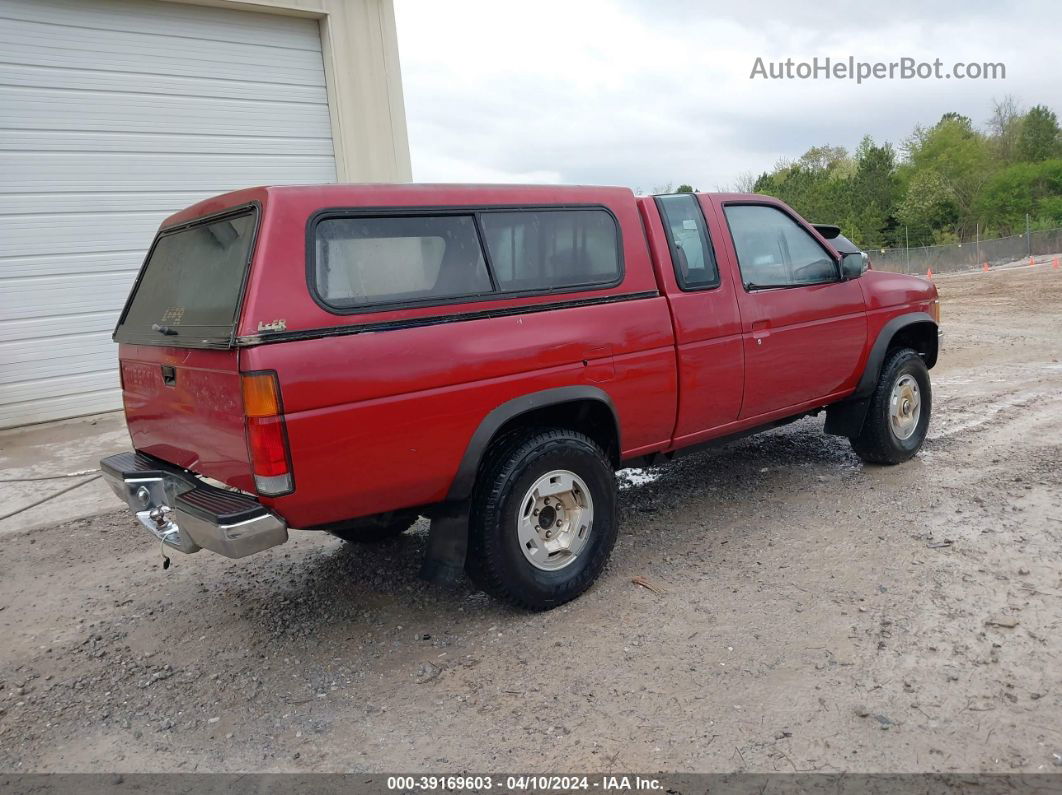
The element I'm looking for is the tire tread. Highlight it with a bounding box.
[466,427,616,610]
[850,347,930,465]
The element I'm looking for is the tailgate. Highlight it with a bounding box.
[113,205,259,491]
[120,345,253,491]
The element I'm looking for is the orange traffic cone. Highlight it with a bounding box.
[1030,256,1036,267]
[927,267,933,279]
[982,262,990,272]
[1053,257,1060,270]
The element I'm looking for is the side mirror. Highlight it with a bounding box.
[841,251,868,279]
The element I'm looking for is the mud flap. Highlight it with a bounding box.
[420,500,470,585]
[824,397,870,438]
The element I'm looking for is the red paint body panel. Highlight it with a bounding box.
[120,344,253,492]
[636,197,743,446]
[118,184,937,531]
[856,269,939,376]
[701,194,869,418]
[241,298,677,527]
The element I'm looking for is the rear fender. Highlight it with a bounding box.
[446,385,620,503]
[420,386,619,584]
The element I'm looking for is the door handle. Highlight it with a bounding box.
[161,365,176,387]
[751,320,770,346]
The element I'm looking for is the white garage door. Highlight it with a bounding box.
[0,0,337,428]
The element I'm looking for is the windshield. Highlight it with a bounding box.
[114,208,257,348]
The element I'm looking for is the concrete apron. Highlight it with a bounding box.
[0,411,130,537]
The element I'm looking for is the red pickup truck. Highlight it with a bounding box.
[101,184,940,609]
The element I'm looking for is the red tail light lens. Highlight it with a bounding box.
[247,416,288,476]
[241,371,293,496]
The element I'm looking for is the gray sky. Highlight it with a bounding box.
[393,0,1062,191]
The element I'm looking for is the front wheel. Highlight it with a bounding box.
[466,428,618,610]
[850,347,932,464]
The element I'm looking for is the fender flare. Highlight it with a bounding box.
[853,312,937,399]
[420,386,620,584]
[445,385,620,503]
[825,312,937,437]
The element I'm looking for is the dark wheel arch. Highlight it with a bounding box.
[446,386,621,503]
[420,386,620,585]
[825,312,938,438]
[855,312,938,396]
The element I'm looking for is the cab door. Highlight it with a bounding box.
[707,199,867,420]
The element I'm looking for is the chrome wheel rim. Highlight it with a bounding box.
[889,373,921,441]
[516,470,594,571]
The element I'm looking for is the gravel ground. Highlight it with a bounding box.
[1,266,1060,774]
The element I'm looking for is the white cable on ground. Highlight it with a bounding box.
[0,474,102,523]
[0,468,99,483]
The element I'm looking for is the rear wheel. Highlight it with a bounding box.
[850,347,932,464]
[327,511,419,543]
[466,428,617,610]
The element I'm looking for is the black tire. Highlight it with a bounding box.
[327,511,419,543]
[850,347,932,465]
[466,428,618,610]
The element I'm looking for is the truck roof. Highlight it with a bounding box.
[161,183,641,229]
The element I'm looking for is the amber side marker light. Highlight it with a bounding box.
[241,371,293,496]
[930,299,941,324]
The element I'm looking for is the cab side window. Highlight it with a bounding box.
[656,194,719,290]
[724,204,839,289]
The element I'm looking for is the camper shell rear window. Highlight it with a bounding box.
[114,206,258,349]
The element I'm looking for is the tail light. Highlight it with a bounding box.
[241,371,293,496]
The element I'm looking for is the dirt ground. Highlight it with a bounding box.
[1,266,1060,774]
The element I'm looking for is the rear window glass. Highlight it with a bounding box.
[656,194,719,289]
[314,215,492,308]
[114,209,256,347]
[479,209,621,292]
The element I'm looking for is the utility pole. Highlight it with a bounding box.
[1026,213,1032,257]
[905,226,910,273]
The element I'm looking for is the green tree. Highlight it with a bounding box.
[842,136,900,247]
[675,184,695,193]
[938,112,974,130]
[744,100,1062,249]
[1017,105,1061,162]
[751,145,853,227]
[976,159,1062,233]
[902,114,993,239]
[897,170,958,245]
[796,145,850,173]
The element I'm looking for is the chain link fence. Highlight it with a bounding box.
[870,227,1062,274]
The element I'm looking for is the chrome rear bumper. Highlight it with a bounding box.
[100,452,288,559]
